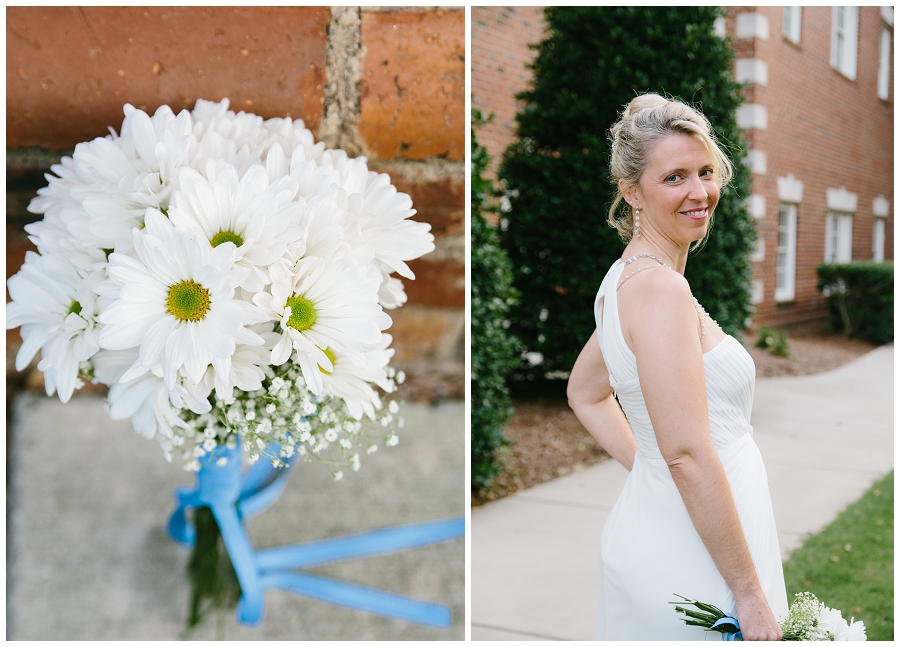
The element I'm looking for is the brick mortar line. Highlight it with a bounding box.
[429,236,465,263]
[320,7,364,156]
[7,147,71,169]
[361,7,464,13]
[369,158,464,182]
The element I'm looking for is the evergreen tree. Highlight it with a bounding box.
[499,6,755,389]
[471,110,519,491]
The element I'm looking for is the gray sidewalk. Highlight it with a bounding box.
[7,395,464,640]
[472,344,894,641]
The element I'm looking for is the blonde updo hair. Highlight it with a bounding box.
[607,93,733,243]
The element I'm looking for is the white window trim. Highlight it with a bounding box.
[775,203,798,302]
[751,279,764,305]
[827,186,857,213]
[750,239,766,263]
[737,13,770,40]
[831,6,859,80]
[873,218,886,262]
[878,27,892,100]
[825,211,854,263]
[778,174,804,203]
[783,7,802,44]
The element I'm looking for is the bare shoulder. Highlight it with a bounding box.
[619,267,693,315]
[618,268,697,351]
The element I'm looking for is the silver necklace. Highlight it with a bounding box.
[616,253,672,289]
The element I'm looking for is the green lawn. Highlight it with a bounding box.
[782,470,893,641]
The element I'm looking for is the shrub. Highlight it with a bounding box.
[471,110,519,491]
[817,261,894,345]
[498,7,756,390]
[755,325,791,358]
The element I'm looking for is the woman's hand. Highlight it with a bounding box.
[734,589,783,641]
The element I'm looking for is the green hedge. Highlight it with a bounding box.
[817,261,894,345]
[471,110,519,491]
[498,7,756,391]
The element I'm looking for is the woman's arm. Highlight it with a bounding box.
[619,270,781,641]
[567,330,638,471]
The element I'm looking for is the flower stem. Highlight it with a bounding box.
[186,506,242,630]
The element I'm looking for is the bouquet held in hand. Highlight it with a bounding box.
[673,592,867,641]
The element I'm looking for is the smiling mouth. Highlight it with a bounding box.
[680,207,708,220]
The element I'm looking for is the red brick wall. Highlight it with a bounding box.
[6,6,464,396]
[729,7,894,326]
[471,7,547,175]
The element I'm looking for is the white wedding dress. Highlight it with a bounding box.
[594,259,788,640]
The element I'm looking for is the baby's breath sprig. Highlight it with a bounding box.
[167,362,404,475]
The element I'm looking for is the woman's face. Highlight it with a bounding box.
[625,133,720,245]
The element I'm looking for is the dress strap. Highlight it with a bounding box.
[615,258,711,347]
[616,263,666,290]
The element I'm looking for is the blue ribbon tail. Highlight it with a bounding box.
[709,615,741,641]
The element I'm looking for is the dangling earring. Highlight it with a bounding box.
[634,206,641,238]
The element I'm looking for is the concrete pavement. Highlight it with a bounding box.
[7,396,465,640]
[472,344,894,641]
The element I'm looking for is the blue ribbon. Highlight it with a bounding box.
[167,441,465,628]
[709,615,742,641]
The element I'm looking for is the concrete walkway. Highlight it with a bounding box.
[7,396,464,640]
[472,344,893,641]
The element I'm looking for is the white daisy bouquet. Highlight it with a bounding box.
[7,98,434,478]
[672,592,867,641]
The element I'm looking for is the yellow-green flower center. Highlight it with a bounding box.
[285,295,316,332]
[318,347,336,374]
[68,300,83,316]
[210,230,244,248]
[166,280,211,322]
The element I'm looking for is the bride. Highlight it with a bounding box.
[567,94,787,640]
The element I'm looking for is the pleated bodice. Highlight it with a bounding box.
[594,259,756,456]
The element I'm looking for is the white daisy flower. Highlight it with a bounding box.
[258,112,324,168]
[119,102,195,189]
[96,209,265,389]
[320,334,395,420]
[91,349,194,440]
[252,256,391,395]
[375,263,409,309]
[27,104,199,259]
[25,140,138,265]
[191,98,267,154]
[197,336,272,404]
[282,193,348,266]
[168,161,304,292]
[353,170,435,280]
[817,607,844,637]
[835,618,867,641]
[6,252,103,403]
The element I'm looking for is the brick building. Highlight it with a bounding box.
[6,6,464,398]
[472,6,894,327]
[724,6,893,325]
[471,7,546,177]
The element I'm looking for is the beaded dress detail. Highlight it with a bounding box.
[594,259,787,640]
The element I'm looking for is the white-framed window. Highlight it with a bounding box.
[783,7,802,44]
[878,27,892,99]
[873,218,886,262]
[775,203,798,301]
[825,211,853,263]
[831,6,859,80]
